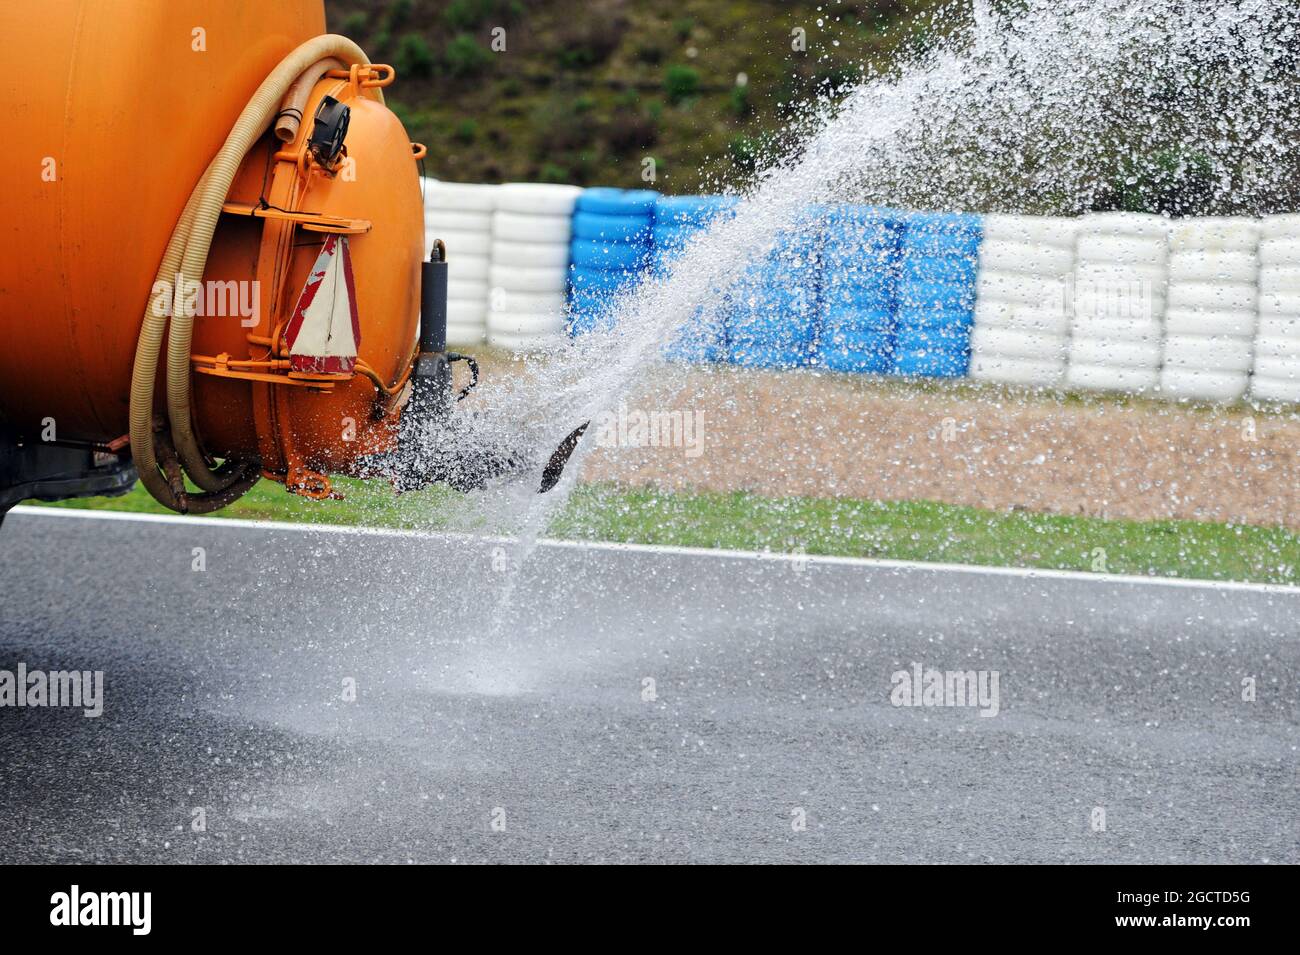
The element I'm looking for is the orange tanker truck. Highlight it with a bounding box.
[0,1,583,524]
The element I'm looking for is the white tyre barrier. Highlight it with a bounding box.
[493,211,573,244]
[446,256,489,282]
[487,311,567,337]
[489,264,568,294]
[490,240,572,269]
[1074,260,1168,289]
[493,290,567,315]
[486,314,568,351]
[969,354,1066,387]
[1071,314,1163,341]
[447,279,488,301]
[427,210,493,233]
[446,300,487,345]
[978,242,1075,275]
[973,214,1076,388]
[1163,307,1256,338]
[495,183,583,216]
[1167,250,1259,284]
[424,181,497,346]
[974,300,1072,335]
[1254,335,1300,361]
[1159,369,1250,401]
[433,230,490,257]
[1257,238,1300,266]
[424,181,497,211]
[1071,337,1163,368]
[1010,305,1072,336]
[487,184,581,351]
[1076,233,1168,267]
[1068,213,1169,394]
[970,326,1069,362]
[1161,218,1258,401]
[1252,215,1300,403]
[1258,315,1300,339]
[1169,217,1259,252]
[447,299,487,322]
[1066,362,1159,391]
[981,214,1078,246]
[1259,265,1300,292]
[1162,334,1254,372]
[1250,375,1300,403]
[1260,213,1300,237]
[1166,281,1257,312]
[977,270,1064,307]
[485,330,569,353]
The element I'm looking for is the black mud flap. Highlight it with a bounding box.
[538,423,589,493]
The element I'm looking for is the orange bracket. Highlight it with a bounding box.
[221,201,371,234]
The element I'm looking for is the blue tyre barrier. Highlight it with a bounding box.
[823,276,895,310]
[652,224,688,245]
[567,309,618,337]
[892,210,982,376]
[568,287,617,312]
[722,218,824,370]
[663,309,727,364]
[575,188,660,216]
[818,334,895,374]
[816,205,904,375]
[650,195,738,277]
[568,190,661,338]
[573,211,653,243]
[900,229,982,258]
[894,309,975,333]
[570,237,650,270]
[727,336,813,369]
[897,280,976,312]
[892,348,969,377]
[822,305,895,335]
[901,256,978,285]
[654,194,739,227]
[568,265,635,293]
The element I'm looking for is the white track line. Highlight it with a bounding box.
[9,504,1298,595]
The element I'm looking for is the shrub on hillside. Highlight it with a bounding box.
[384,0,413,32]
[1096,149,1217,216]
[729,135,759,172]
[605,111,658,156]
[539,163,570,184]
[664,65,700,104]
[729,84,750,117]
[396,33,434,78]
[555,4,629,68]
[444,34,491,78]
[338,12,367,37]
[445,0,524,32]
[454,119,478,143]
[532,97,591,154]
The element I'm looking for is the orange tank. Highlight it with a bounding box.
[0,1,425,510]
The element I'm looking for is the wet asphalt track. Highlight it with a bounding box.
[0,506,1296,864]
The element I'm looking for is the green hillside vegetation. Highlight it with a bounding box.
[324,0,953,192]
